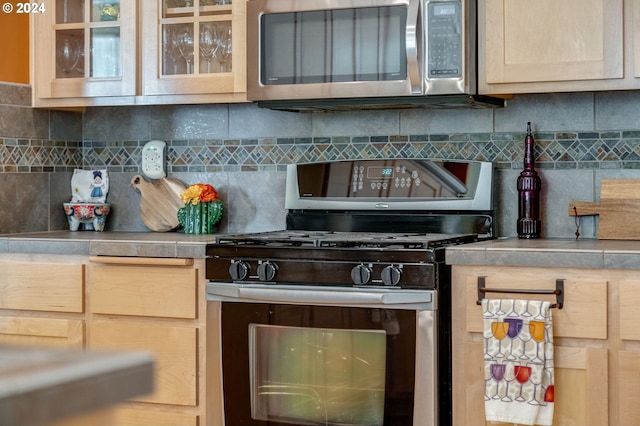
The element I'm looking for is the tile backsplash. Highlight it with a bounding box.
[2,84,640,238]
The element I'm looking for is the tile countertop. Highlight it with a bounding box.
[445,237,640,270]
[5,232,640,267]
[0,231,222,258]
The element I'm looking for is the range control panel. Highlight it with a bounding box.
[351,164,422,193]
[295,159,479,199]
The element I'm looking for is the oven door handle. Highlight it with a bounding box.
[207,283,434,306]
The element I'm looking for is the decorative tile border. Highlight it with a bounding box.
[3,132,640,172]
[0,138,83,172]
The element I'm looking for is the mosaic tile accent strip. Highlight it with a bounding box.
[0,138,83,172]
[4,132,640,172]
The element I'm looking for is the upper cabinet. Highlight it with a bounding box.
[479,0,640,94]
[31,0,137,105]
[140,0,246,99]
[30,0,246,107]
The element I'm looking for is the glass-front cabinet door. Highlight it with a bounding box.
[140,0,246,97]
[32,0,136,104]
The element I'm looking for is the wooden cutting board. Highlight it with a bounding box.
[569,179,640,240]
[131,175,187,232]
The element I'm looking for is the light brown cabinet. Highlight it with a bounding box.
[617,278,640,425]
[86,256,211,426]
[0,255,86,348]
[31,0,246,107]
[140,0,246,101]
[90,321,198,406]
[30,0,137,106]
[451,265,615,425]
[0,253,215,425]
[479,0,640,94]
[0,316,84,348]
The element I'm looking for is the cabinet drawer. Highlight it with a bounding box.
[89,321,197,406]
[112,407,198,426]
[89,264,196,319]
[464,270,607,339]
[0,262,84,313]
[0,316,84,348]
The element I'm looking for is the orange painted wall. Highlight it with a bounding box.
[0,13,30,84]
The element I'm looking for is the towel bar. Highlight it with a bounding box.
[476,276,564,309]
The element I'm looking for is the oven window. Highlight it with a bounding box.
[221,302,417,426]
[249,324,386,425]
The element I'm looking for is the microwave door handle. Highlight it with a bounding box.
[406,0,421,94]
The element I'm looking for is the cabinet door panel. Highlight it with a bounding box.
[0,262,84,313]
[619,351,640,424]
[465,274,607,339]
[619,280,640,340]
[553,346,608,426]
[635,0,640,77]
[89,264,197,319]
[140,0,246,96]
[483,0,622,84]
[32,0,137,101]
[460,342,485,426]
[458,344,608,426]
[89,321,197,406]
[0,316,83,348]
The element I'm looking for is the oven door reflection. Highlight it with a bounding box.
[250,324,386,425]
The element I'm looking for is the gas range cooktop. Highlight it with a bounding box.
[215,230,477,250]
[206,230,475,288]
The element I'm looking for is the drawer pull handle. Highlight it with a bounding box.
[476,276,564,309]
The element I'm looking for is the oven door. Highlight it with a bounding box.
[207,283,438,426]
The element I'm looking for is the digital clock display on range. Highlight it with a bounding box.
[367,166,394,179]
[433,3,457,16]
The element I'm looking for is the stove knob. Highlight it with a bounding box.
[257,261,278,281]
[351,264,372,285]
[229,260,250,281]
[381,265,402,286]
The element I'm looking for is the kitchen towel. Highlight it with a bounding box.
[482,299,555,426]
[70,169,109,203]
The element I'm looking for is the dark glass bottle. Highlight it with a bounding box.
[517,122,541,238]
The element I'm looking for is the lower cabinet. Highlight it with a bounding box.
[0,316,84,348]
[618,279,640,425]
[0,254,213,425]
[450,265,634,425]
[89,321,198,407]
[0,255,86,348]
[87,256,209,426]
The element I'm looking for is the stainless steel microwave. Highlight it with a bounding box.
[246,0,504,110]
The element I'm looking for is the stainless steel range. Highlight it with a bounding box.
[206,159,494,426]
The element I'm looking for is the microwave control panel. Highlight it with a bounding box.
[426,0,462,78]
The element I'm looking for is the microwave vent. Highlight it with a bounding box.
[254,95,506,112]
